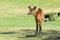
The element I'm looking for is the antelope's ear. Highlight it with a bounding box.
[28,6,31,9]
[34,6,36,9]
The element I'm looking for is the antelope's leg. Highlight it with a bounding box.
[39,22,42,36]
[34,19,38,36]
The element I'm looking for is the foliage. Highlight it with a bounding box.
[48,13,56,21]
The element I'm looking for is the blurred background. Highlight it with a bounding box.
[0,0,60,27]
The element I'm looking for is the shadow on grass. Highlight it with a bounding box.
[43,35,60,40]
[18,29,36,38]
[17,29,60,40]
[43,30,60,40]
[0,29,60,40]
[0,31,17,34]
[18,35,36,38]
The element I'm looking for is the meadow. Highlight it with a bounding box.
[0,0,60,40]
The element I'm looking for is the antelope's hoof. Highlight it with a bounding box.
[34,33,38,36]
[39,33,42,36]
[39,32,43,36]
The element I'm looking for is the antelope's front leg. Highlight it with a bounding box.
[34,20,38,36]
[39,23,42,36]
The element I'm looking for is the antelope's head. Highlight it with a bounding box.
[28,6,36,15]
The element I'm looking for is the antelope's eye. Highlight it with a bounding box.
[29,8,34,11]
[30,9,33,11]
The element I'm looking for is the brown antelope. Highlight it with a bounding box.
[28,6,44,36]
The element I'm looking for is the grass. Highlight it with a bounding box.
[0,0,60,9]
[0,15,35,27]
[0,27,60,40]
[0,14,60,27]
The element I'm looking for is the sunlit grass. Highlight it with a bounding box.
[0,14,60,27]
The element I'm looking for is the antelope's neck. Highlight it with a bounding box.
[33,11,37,17]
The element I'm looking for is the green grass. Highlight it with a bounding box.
[0,15,36,27]
[0,26,60,40]
[0,14,60,27]
[0,0,60,8]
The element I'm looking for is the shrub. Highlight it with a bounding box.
[48,13,56,21]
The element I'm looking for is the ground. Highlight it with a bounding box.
[0,27,60,40]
